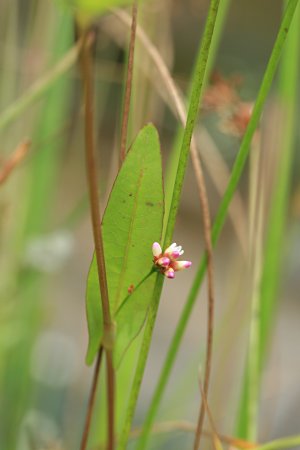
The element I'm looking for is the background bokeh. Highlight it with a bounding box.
[0,0,299,449]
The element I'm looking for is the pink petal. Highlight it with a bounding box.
[173,260,192,271]
[152,242,162,257]
[164,267,175,279]
[170,250,181,259]
[157,257,170,267]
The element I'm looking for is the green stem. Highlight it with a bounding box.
[163,0,221,248]
[118,1,222,448]
[163,0,231,235]
[139,0,299,445]
[118,274,164,450]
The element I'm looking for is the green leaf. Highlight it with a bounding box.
[86,124,164,366]
[114,270,158,367]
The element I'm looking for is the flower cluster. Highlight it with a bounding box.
[152,242,192,279]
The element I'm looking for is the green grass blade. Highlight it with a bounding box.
[163,0,231,236]
[236,1,300,439]
[139,0,299,446]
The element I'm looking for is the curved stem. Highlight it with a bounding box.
[80,348,103,450]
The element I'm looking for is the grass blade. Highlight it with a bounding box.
[139,0,299,446]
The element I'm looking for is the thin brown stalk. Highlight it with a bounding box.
[0,140,30,185]
[106,350,116,450]
[191,145,215,450]
[80,348,103,450]
[119,1,138,165]
[78,30,115,450]
[198,372,221,450]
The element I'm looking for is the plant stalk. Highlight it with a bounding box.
[79,30,115,450]
[80,348,103,450]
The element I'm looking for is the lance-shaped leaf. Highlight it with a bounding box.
[86,124,164,366]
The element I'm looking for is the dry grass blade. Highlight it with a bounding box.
[129,421,257,449]
[0,140,30,185]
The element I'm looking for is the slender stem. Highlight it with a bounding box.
[163,0,221,248]
[197,374,221,450]
[137,0,299,444]
[117,274,164,450]
[119,0,138,164]
[79,30,115,450]
[79,33,112,328]
[106,350,115,450]
[193,152,215,450]
[80,348,104,450]
[119,1,221,448]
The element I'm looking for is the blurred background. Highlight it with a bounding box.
[0,0,299,449]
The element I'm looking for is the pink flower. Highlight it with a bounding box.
[152,242,192,279]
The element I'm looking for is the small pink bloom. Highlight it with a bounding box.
[152,242,192,279]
